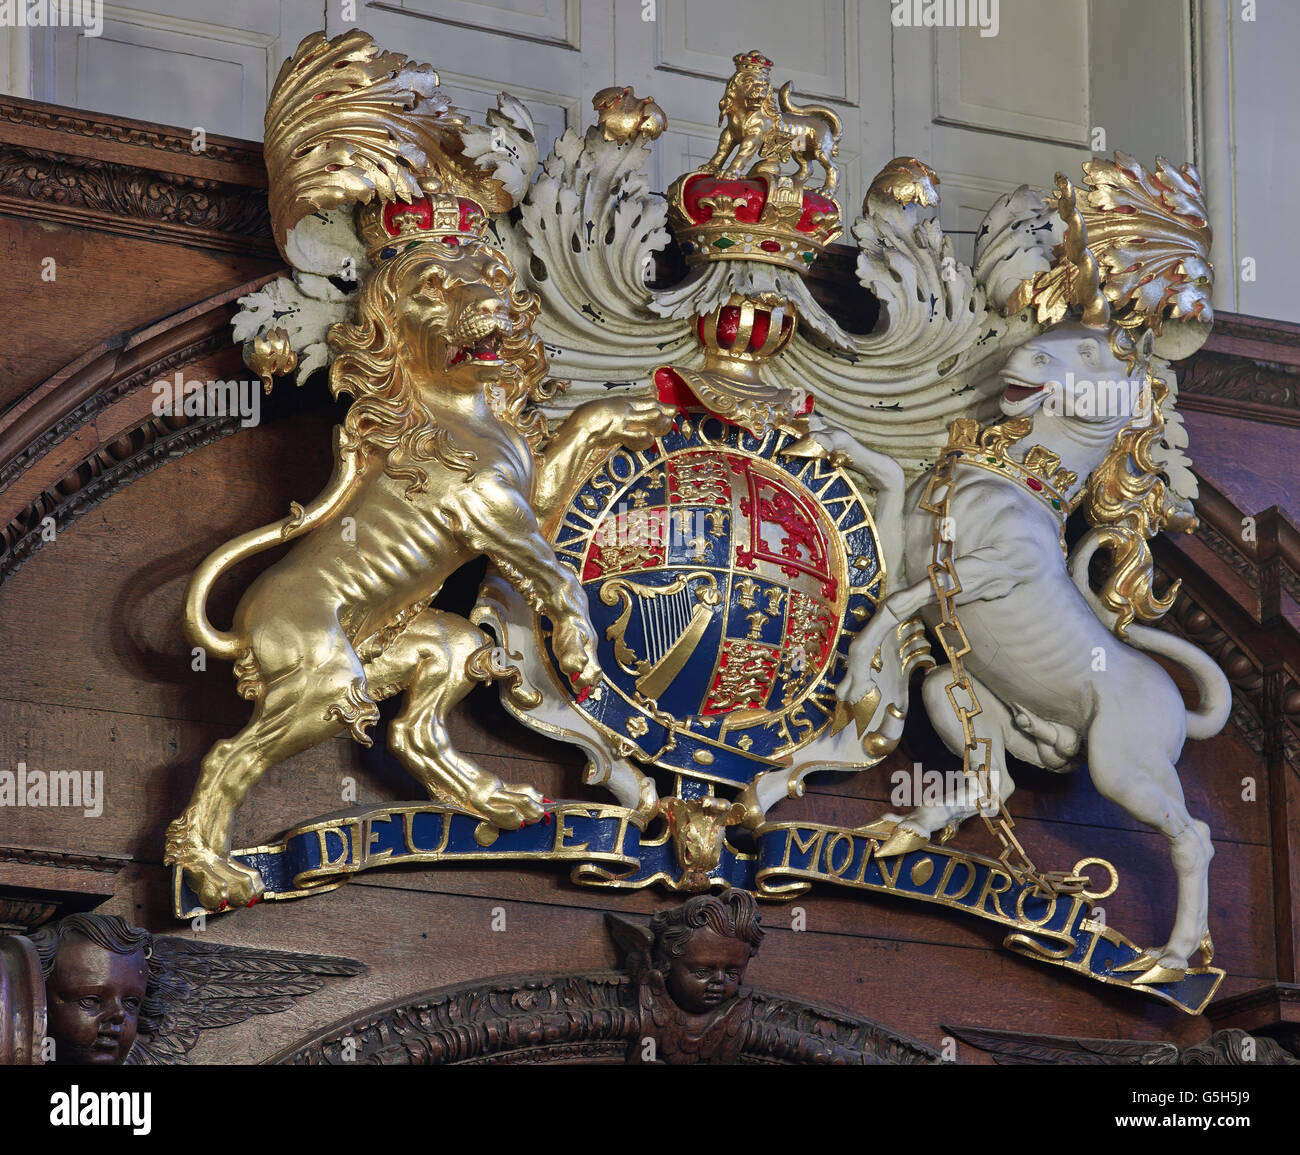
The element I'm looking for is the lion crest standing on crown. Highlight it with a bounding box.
[705,49,842,195]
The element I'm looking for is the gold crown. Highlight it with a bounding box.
[731,49,773,79]
[262,29,509,259]
[355,193,489,261]
[942,417,1079,541]
[666,174,841,273]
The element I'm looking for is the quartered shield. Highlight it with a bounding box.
[542,411,885,787]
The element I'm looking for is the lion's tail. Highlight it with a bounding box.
[184,428,363,662]
[778,81,841,147]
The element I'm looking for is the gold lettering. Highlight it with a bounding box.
[555,807,590,854]
[590,469,619,501]
[936,855,977,902]
[362,813,395,866]
[823,832,855,878]
[402,809,424,855]
[788,827,824,869]
[975,868,1015,920]
[314,824,352,869]
[697,416,729,445]
[875,853,905,890]
[850,838,875,884]
[787,706,815,743]
[429,808,453,855]
[606,448,639,482]
[1014,884,1061,929]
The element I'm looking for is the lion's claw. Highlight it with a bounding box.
[472,781,547,830]
[186,855,265,912]
[552,615,601,690]
[167,813,267,911]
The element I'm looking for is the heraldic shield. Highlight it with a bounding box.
[166,32,1235,1016]
[541,412,884,786]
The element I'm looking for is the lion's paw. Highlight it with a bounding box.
[187,855,265,912]
[166,813,266,910]
[552,617,601,691]
[619,398,677,446]
[471,780,547,830]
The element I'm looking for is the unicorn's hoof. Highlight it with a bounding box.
[874,825,931,858]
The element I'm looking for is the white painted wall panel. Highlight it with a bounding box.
[2,0,1294,321]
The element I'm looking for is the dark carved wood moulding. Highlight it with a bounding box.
[268,969,940,1066]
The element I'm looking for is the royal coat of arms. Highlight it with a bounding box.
[166,33,1231,1016]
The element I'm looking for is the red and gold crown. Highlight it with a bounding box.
[665,50,842,273]
[732,49,773,80]
[356,193,489,260]
[667,173,841,273]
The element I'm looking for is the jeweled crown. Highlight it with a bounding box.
[667,174,841,272]
[665,50,843,273]
[356,193,489,261]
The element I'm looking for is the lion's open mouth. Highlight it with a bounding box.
[446,330,503,367]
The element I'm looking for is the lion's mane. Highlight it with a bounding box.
[1081,370,1180,637]
[326,242,561,496]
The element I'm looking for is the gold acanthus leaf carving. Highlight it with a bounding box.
[263,30,509,254]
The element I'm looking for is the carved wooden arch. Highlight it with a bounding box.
[265,969,942,1065]
[0,275,282,584]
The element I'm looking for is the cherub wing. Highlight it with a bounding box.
[126,938,364,1065]
[604,911,655,983]
[943,1023,1181,1066]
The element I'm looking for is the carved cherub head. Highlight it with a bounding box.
[28,914,158,1065]
[649,888,764,1014]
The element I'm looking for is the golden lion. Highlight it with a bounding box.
[704,55,841,195]
[167,240,673,910]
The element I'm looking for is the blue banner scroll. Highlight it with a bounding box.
[172,803,1224,1015]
